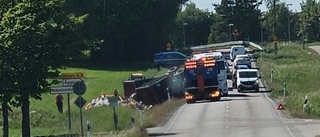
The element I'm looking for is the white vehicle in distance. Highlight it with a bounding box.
[230,45,246,62]
[232,64,249,88]
[234,54,252,68]
[235,69,261,92]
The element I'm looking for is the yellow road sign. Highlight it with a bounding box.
[272,35,278,41]
[62,72,84,79]
[166,43,172,48]
[232,29,239,35]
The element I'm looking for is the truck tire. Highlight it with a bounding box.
[223,92,229,97]
[186,100,196,104]
[167,66,178,74]
[237,89,242,93]
[211,97,221,102]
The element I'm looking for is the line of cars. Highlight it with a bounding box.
[152,44,261,103]
[229,45,261,92]
[153,49,229,101]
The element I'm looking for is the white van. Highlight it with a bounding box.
[230,45,246,61]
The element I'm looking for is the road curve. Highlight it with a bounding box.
[147,80,301,137]
[147,48,307,137]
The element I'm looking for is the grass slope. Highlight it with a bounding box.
[257,42,320,118]
[1,67,169,136]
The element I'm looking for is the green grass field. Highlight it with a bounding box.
[257,42,320,118]
[2,65,171,136]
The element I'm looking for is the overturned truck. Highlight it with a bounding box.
[123,68,184,106]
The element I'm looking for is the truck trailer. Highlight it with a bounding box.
[184,53,221,104]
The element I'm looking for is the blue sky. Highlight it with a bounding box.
[189,0,303,12]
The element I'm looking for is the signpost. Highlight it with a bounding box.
[50,72,85,133]
[166,43,172,51]
[108,96,119,131]
[232,29,239,40]
[73,81,87,137]
[273,35,278,55]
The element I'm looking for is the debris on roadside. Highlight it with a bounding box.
[84,93,153,111]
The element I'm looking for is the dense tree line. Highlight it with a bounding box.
[209,0,320,43]
[63,0,188,66]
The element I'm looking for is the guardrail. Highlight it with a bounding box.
[190,41,263,51]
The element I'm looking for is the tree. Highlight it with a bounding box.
[264,0,280,8]
[175,2,213,48]
[297,0,320,43]
[210,0,262,42]
[65,0,185,66]
[0,0,88,136]
[262,3,293,41]
[64,0,187,66]
[208,13,229,43]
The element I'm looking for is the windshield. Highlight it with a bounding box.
[236,56,249,60]
[239,71,258,78]
[216,61,225,70]
[237,65,248,69]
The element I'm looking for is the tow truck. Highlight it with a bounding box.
[184,53,221,104]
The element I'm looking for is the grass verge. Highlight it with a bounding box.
[0,66,171,136]
[257,42,320,118]
[126,98,185,137]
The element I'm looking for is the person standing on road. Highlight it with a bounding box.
[55,93,64,113]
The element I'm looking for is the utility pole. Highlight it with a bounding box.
[273,0,277,55]
[228,24,234,41]
[287,4,292,42]
[182,23,188,49]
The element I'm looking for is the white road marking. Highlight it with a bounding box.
[164,104,187,133]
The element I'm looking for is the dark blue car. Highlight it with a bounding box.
[154,51,186,68]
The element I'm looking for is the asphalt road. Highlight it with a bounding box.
[147,48,320,137]
[309,46,320,53]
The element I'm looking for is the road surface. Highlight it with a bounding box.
[147,48,320,137]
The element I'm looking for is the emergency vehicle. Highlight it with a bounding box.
[187,51,228,96]
[184,52,221,103]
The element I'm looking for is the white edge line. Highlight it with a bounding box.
[263,91,301,137]
[253,60,300,137]
[164,103,188,133]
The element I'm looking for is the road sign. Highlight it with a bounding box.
[73,81,86,95]
[108,96,119,107]
[74,96,87,108]
[166,43,172,51]
[166,43,172,48]
[62,72,84,79]
[51,86,73,94]
[277,104,285,110]
[272,35,278,41]
[232,29,239,35]
[63,79,83,86]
